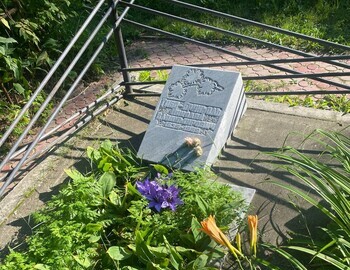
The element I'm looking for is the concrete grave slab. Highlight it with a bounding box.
[137,65,246,171]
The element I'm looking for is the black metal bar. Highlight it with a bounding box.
[123,19,350,90]
[246,90,350,95]
[110,0,133,94]
[126,90,350,97]
[0,4,130,197]
[165,0,350,52]
[122,81,166,86]
[127,92,162,97]
[121,55,350,72]
[122,80,350,94]
[243,72,350,80]
[121,1,350,71]
[0,0,107,149]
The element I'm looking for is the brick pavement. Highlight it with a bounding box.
[1,39,349,196]
[127,39,350,93]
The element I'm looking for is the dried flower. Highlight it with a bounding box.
[200,215,243,258]
[184,137,201,148]
[194,145,203,156]
[184,137,194,147]
[136,179,183,212]
[247,215,258,256]
[192,138,201,147]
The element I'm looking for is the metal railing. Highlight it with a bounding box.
[0,0,129,196]
[1,0,350,197]
[118,0,350,96]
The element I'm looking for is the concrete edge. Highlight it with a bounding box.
[0,154,56,225]
[247,98,350,124]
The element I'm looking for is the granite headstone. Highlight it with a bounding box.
[137,65,246,171]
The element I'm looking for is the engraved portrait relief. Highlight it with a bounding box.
[168,69,224,100]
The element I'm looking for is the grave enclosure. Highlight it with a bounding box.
[138,65,247,171]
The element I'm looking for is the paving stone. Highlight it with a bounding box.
[307,63,319,70]
[54,116,67,125]
[298,80,310,88]
[325,65,340,71]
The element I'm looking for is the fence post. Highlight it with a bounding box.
[110,0,132,94]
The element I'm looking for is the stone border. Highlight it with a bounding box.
[247,98,350,124]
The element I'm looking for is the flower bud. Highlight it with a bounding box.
[194,145,203,156]
[184,137,194,147]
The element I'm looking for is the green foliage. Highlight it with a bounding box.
[136,0,350,50]
[268,129,350,269]
[0,0,79,147]
[86,140,147,182]
[0,141,245,269]
[137,70,169,82]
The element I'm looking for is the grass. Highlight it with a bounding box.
[131,0,350,52]
[244,80,350,113]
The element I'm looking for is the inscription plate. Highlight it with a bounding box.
[137,65,246,171]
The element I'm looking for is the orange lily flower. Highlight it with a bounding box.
[247,215,258,256]
[200,215,243,258]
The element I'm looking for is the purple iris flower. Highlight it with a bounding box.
[136,179,183,212]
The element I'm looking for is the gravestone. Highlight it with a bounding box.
[137,65,246,171]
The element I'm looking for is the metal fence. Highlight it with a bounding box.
[1,0,349,197]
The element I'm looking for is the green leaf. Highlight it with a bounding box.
[99,172,116,197]
[262,244,307,270]
[191,217,203,243]
[121,267,139,270]
[0,46,5,55]
[285,246,349,269]
[164,236,183,270]
[192,254,208,269]
[148,246,168,258]
[73,255,91,268]
[101,140,113,152]
[107,246,132,261]
[252,257,282,270]
[36,51,49,66]
[64,169,84,181]
[1,18,10,29]
[88,235,100,243]
[102,162,112,172]
[85,223,103,233]
[126,182,140,196]
[152,164,168,175]
[4,56,19,79]
[0,36,17,44]
[195,194,209,216]
[86,146,100,161]
[13,83,25,95]
[146,262,163,270]
[135,231,155,264]
[109,190,121,206]
[34,264,50,270]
